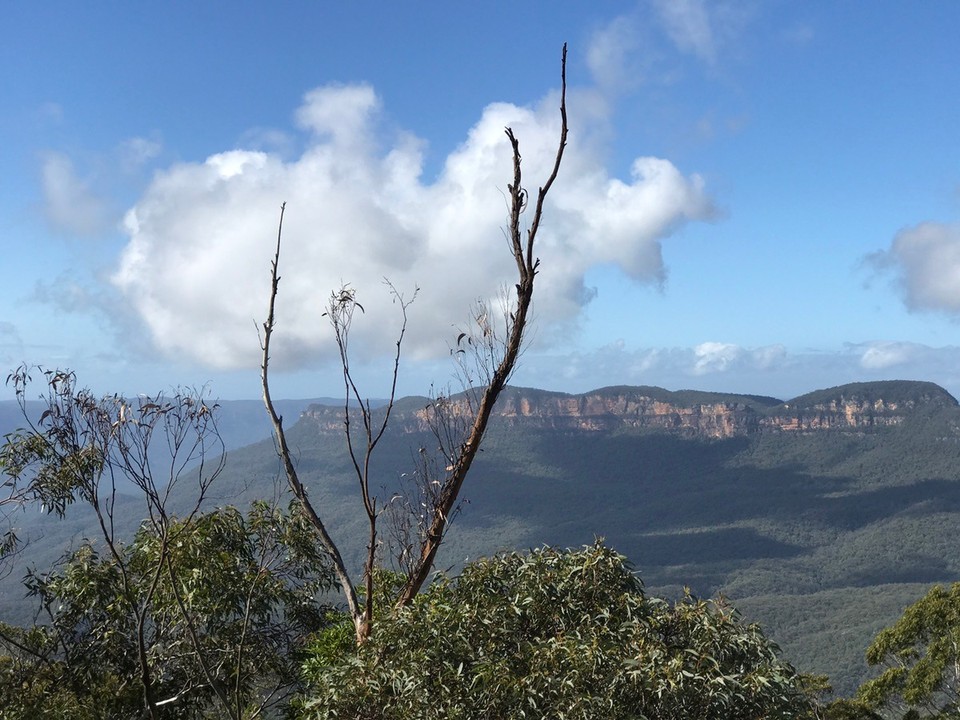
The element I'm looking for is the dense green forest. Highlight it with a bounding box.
[4,378,960,717]
[198,381,960,698]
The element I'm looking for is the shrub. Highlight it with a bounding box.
[299,543,810,719]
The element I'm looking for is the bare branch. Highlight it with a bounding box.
[260,44,568,639]
[395,43,568,607]
[260,203,366,641]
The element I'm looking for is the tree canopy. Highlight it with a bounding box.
[0,503,333,719]
[299,543,812,720]
[858,582,960,718]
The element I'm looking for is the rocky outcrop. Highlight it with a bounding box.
[301,381,958,440]
[762,398,907,432]
[300,404,353,432]
[490,392,763,438]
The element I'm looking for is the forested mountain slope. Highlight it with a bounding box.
[5,379,960,695]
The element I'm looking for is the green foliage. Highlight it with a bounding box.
[820,699,884,719]
[857,582,960,717]
[10,378,960,695]
[0,502,334,719]
[797,674,885,720]
[299,543,811,719]
[0,645,137,720]
[304,611,355,671]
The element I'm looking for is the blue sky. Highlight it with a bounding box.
[3,1,960,403]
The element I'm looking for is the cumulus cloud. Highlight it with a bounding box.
[238,127,296,157]
[752,343,788,370]
[40,152,112,236]
[852,340,960,382]
[538,340,789,386]
[692,341,785,375]
[586,14,647,92]
[518,340,793,398]
[112,80,715,372]
[692,341,741,374]
[868,223,960,315]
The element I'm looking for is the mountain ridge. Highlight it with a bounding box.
[4,377,960,697]
[301,379,959,439]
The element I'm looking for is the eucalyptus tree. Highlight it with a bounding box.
[857,582,960,718]
[0,368,334,719]
[297,543,813,719]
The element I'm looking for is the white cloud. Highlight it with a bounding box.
[112,81,715,372]
[586,14,646,91]
[858,341,918,370]
[869,222,960,315]
[692,341,741,374]
[517,340,960,402]
[852,340,960,383]
[295,84,380,145]
[517,340,793,398]
[536,340,789,385]
[689,341,784,375]
[651,0,752,67]
[40,152,112,236]
[119,136,162,171]
[752,343,787,369]
[654,0,717,64]
[238,127,296,156]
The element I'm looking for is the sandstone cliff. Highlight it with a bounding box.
[302,380,958,440]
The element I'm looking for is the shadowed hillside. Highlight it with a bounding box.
[4,380,960,695]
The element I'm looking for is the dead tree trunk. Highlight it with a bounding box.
[261,43,568,641]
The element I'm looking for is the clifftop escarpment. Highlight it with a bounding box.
[302,380,958,439]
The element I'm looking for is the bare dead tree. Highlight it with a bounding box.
[261,44,568,641]
[324,280,416,638]
[260,208,365,643]
[394,45,568,607]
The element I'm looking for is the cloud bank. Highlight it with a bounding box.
[517,339,960,402]
[113,82,715,371]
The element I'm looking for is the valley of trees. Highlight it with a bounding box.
[0,373,960,718]
[5,376,960,717]
[5,46,960,720]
